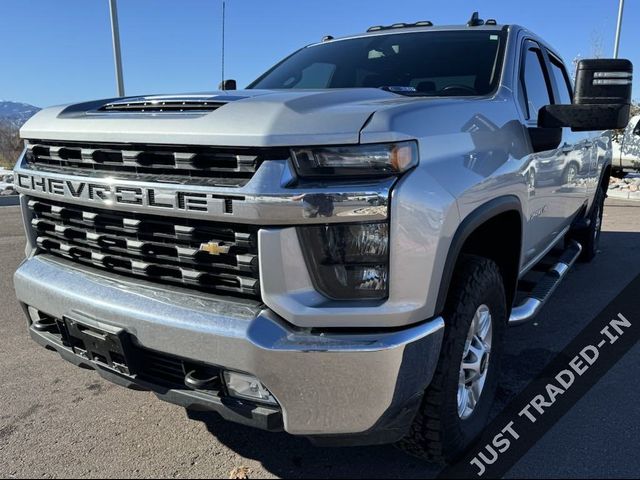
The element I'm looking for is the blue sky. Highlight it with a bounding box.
[1,0,638,107]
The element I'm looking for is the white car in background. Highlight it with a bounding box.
[612,115,640,172]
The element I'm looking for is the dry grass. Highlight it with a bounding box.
[0,156,14,170]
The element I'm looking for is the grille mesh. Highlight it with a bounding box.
[28,197,261,299]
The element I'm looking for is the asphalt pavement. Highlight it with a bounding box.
[0,200,638,479]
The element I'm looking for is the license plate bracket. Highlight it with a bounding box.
[60,316,135,375]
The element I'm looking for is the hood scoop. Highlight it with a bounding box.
[99,94,247,113]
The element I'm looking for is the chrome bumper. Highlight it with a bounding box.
[14,255,444,439]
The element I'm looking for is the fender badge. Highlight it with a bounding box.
[199,241,231,255]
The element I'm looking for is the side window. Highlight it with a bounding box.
[548,55,573,105]
[520,45,553,122]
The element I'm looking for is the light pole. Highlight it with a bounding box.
[221,0,226,85]
[613,0,625,59]
[108,0,125,96]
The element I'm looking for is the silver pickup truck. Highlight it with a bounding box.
[12,14,633,462]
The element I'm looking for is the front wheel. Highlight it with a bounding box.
[397,255,507,464]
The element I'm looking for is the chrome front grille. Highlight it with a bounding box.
[28,197,261,299]
[25,141,287,187]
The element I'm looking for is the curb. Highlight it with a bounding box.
[607,188,640,201]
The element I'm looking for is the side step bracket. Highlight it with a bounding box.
[509,241,582,326]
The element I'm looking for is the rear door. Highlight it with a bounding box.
[545,51,591,217]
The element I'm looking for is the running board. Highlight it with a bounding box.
[509,241,582,326]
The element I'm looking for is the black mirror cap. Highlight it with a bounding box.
[218,79,237,91]
[538,58,633,131]
[574,59,632,105]
[539,103,631,131]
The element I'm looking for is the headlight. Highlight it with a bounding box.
[297,222,389,300]
[291,141,418,177]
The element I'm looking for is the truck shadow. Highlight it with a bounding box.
[187,229,640,479]
[185,343,547,480]
[185,344,550,480]
[186,409,441,479]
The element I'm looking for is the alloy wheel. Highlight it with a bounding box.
[457,304,493,420]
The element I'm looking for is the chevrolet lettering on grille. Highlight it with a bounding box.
[16,172,241,215]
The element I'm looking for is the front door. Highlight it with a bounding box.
[518,40,570,266]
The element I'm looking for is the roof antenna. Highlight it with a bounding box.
[467,11,485,27]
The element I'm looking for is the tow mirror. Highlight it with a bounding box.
[539,59,633,131]
[218,79,237,91]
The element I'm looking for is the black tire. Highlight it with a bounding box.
[397,255,507,464]
[573,186,605,262]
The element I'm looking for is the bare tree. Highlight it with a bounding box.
[0,121,23,169]
[570,31,604,82]
[590,30,604,59]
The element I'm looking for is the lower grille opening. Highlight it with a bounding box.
[32,308,224,391]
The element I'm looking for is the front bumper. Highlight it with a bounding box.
[15,255,444,443]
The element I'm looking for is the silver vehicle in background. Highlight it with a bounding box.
[12,13,632,462]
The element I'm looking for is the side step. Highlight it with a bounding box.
[509,240,582,326]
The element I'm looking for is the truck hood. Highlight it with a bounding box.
[20,89,412,147]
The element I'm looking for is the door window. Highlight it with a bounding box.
[548,56,573,105]
[520,46,553,122]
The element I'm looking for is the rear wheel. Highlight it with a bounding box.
[397,255,507,464]
[573,186,605,262]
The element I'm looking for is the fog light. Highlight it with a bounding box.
[223,371,278,405]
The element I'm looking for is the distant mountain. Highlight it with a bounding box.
[0,101,41,127]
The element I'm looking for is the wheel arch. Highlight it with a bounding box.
[435,196,524,316]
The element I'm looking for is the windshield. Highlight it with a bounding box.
[248,30,505,96]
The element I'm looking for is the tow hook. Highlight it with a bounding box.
[184,369,220,391]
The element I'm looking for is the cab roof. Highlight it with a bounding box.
[314,12,510,46]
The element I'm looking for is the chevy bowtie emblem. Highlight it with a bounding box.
[199,241,231,255]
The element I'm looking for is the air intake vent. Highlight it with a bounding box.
[100,98,227,113]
